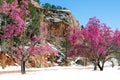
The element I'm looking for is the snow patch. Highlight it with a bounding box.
[0,66,120,80]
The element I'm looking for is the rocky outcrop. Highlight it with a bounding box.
[43,9,79,26]
[31,0,79,26]
[0,53,17,66]
[31,0,43,8]
[30,1,80,66]
[41,8,80,53]
[31,0,80,54]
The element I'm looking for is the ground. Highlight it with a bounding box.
[0,66,120,80]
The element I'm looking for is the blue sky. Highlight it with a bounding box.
[40,0,120,30]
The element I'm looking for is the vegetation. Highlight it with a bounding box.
[34,0,67,10]
[42,3,67,10]
[0,0,58,74]
[0,0,120,74]
[67,17,120,71]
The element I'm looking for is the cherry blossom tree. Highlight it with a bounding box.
[0,0,31,74]
[0,0,29,39]
[113,30,120,66]
[0,0,37,74]
[67,17,114,71]
[0,0,58,74]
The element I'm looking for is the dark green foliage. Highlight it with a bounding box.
[51,5,57,10]
[81,25,84,29]
[75,59,84,65]
[42,3,51,10]
[0,0,3,5]
[61,40,68,54]
[63,7,67,10]
[28,3,44,36]
[56,6,62,10]
[42,3,67,10]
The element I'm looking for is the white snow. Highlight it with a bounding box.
[0,66,120,80]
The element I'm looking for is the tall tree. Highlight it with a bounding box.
[0,0,30,74]
[0,0,58,73]
[67,17,115,71]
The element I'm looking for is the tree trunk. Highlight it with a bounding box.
[94,62,97,70]
[98,62,104,71]
[21,60,26,74]
[101,62,104,71]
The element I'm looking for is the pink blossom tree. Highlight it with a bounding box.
[0,0,31,74]
[0,0,29,39]
[113,30,120,66]
[0,0,58,74]
[0,0,47,74]
[67,17,114,71]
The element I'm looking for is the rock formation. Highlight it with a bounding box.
[0,53,17,67]
[29,1,80,67]
[40,6,80,53]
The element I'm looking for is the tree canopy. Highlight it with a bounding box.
[42,3,67,10]
[67,17,120,70]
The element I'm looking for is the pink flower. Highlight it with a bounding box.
[0,0,29,39]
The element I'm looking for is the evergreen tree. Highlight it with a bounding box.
[51,5,57,10]
[42,3,67,10]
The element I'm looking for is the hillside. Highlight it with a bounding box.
[31,1,80,53]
